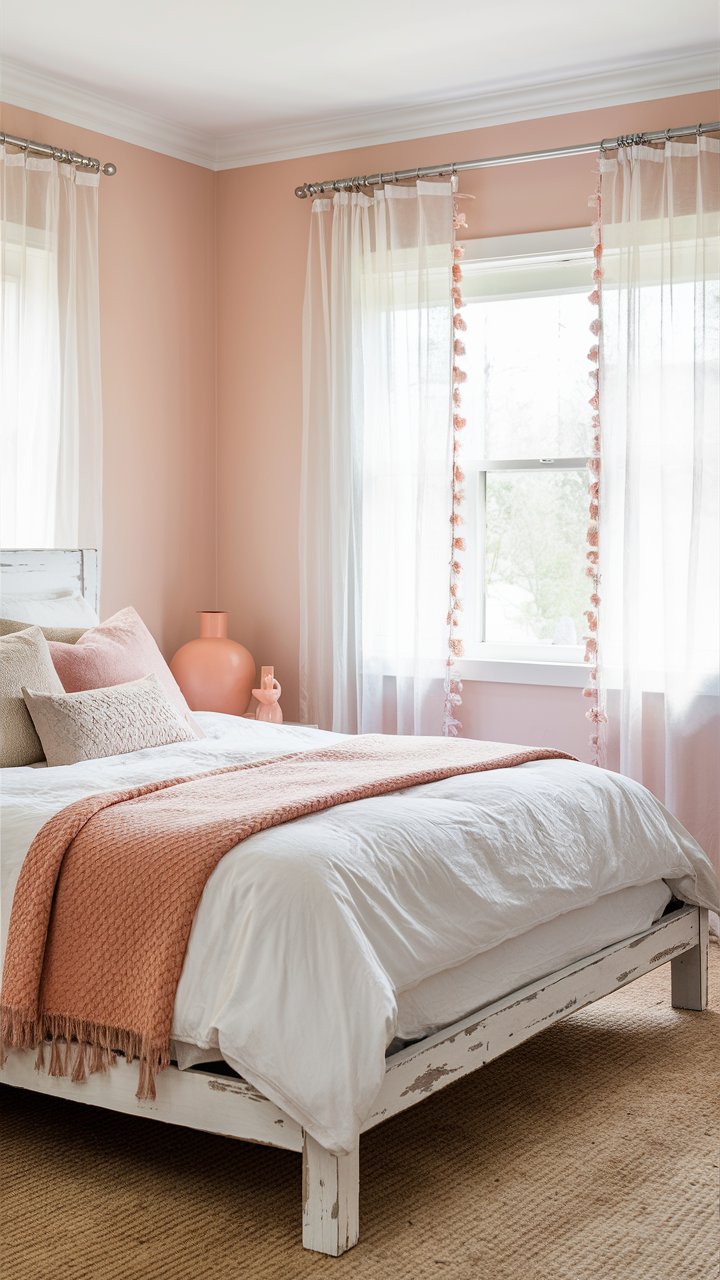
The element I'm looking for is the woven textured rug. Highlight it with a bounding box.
[1,950,718,1280]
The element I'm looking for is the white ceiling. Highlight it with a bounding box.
[0,0,718,168]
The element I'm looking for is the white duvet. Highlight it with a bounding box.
[1,714,718,1153]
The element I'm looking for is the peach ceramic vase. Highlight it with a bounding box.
[170,612,255,715]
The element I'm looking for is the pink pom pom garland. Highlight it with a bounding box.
[584,182,608,757]
[443,204,468,736]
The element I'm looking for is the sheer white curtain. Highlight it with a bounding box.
[0,146,102,548]
[598,137,720,873]
[300,183,455,733]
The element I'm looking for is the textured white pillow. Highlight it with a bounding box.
[1,592,99,628]
[0,627,65,767]
[22,673,196,766]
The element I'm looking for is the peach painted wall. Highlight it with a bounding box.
[216,89,719,752]
[2,88,716,761]
[0,102,217,659]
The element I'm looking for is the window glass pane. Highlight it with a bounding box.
[463,289,591,460]
[485,469,588,645]
[1,236,59,546]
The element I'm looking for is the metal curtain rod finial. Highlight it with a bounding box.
[293,119,720,198]
[0,131,117,176]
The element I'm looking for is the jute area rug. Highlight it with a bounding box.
[1,951,718,1280]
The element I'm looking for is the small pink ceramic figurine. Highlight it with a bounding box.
[252,666,283,723]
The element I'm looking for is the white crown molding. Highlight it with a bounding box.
[1,48,718,174]
[214,49,720,171]
[0,57,216,168]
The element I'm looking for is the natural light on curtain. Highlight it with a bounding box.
[596,136,720,871]
[0,146,102,549]
[300,183,455,734]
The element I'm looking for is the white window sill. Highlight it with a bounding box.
[455,658,588,687]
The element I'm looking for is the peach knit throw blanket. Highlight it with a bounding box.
[1,735,573,1098]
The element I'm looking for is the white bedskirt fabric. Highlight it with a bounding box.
[2,714,718,1153]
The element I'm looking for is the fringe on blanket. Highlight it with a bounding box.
[0,1006,170,1100]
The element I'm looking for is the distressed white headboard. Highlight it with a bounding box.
[0,549,99,615]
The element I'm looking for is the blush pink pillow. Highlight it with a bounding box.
[49,606,201,734]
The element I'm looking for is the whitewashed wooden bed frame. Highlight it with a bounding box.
[0,550,711,1257]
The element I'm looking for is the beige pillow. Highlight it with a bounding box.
[0,627,65,767]
[0,617,87,644]
[22,673,196,767]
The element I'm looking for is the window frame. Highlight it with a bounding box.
[456,227,593,688]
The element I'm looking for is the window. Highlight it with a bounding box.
[458,229,593,682]
[0,225,60,546]
[0,158,102,551]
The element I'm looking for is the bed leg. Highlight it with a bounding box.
[671,907,709,1011]
[302,1132,359,1256]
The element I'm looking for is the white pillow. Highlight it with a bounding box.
[22,673,196,766]
[0,592,99,628]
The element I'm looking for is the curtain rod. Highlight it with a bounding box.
[293,120,719,198]
[0,131,117,176]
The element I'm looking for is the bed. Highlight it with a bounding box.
[0,549,716,1257]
